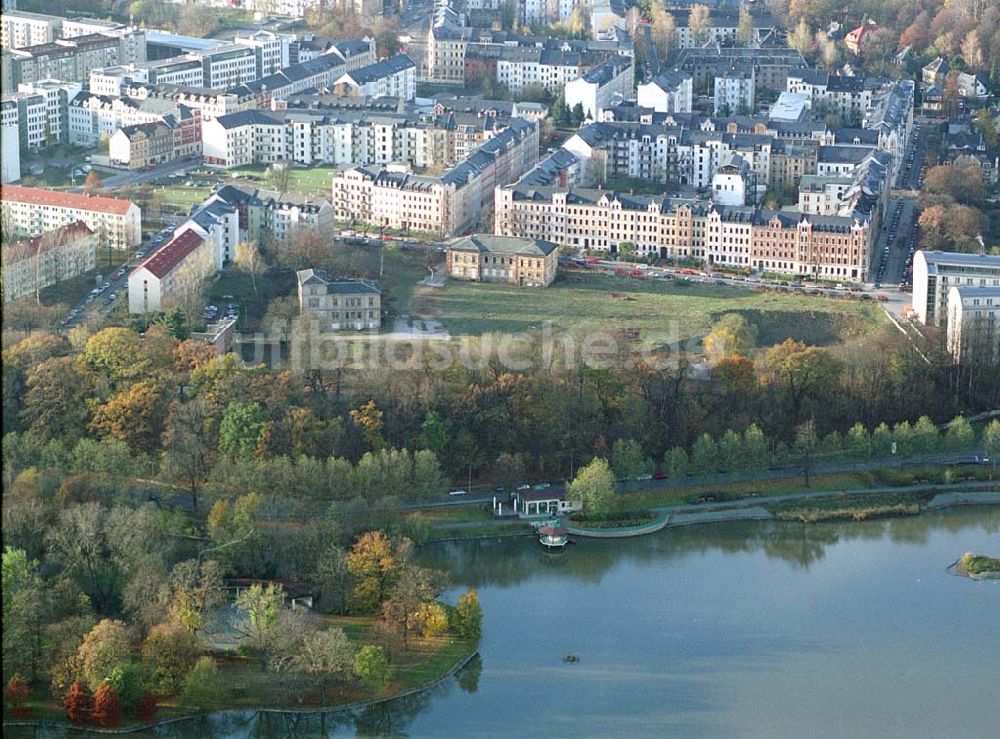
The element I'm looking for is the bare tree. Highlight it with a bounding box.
[235,240,264,297]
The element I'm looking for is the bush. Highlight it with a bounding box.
[92,681,123,728]
[135,691,158,722]
[569,510,655,528]
[5,675,30,718]
[354,645,391,690]
[64,681,92,725]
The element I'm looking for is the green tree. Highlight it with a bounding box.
[107,662,143,713]
[846,422,870,457]
[353,645,391,690]
[717,429,743,473]
[893,421,913,457]
[872,422,893,456]
[794,420,819,487]
[742,424,770,470]
[945,416,974,452]
[449,589,483,640]
[664,447,689,477]
[569,457,616,516]
[180,656,222,711]
[218,401,268,459]
[983,420,1000,459]
[416,411,448,456]
[611,438,649,479]
[160,399,213,510]
[911,416,939,455]
[690,433,719,474]
[235,583,285,659]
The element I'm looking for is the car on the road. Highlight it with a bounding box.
[448,489,468,496]
[517,484,531,491]
[652,472,669,480]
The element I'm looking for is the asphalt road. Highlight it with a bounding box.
[72,157,198,192]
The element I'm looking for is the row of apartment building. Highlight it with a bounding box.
[200,98,525,169]
[329,117,539,236]
[494,185,871,281]
[1,219,96,303]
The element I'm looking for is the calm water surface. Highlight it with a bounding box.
[37,507,1000,738]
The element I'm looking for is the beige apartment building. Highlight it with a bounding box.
[447,234,558,287]
[1,185,142,250]
[2,220,95,303]
[296,269,381,330]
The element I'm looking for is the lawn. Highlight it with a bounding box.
[230,165,339,197]
[411,272,888,346]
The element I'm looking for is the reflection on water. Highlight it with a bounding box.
[14,507,999,738]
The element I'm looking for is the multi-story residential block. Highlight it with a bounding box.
[494,185,712,259]
[786,70,875,124]
[1,10,60,49]
[60,17,125,39]
[447,233,558,286]
[1,220,95,303]
[912,251,1000,327]
[288,36,375,68]
[202,110,286,168]
[862,78,913,182]
[564,55,634,120]
[946,286,1000,362]
[922,57,949,86]
[564,121,683,185]
[670,9,777,49]
[1,98,20,183]
[148,56,205,87]
[1,185,142,250]
[7,30,146,85]
[128,228,216,314]
[296,269,381,331]
[675,47,807,94]
[334,54,416,100]
[637,70,693,114]
[68,90,200,147]
[331,117,538,236]
[750,209,870,281]
[108,108,201,169]
[496,47,582,94]
[199,44,259,89]
[713,65,755,115]
[208,184,334,245]
[10,80,81,148]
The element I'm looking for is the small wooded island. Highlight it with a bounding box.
[954,552,1000,580]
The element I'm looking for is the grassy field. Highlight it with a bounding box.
[230,165,338,197]
[410,271,888,346]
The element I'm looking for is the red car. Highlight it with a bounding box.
[652,472,669,480]
[630,269,643,277]
[585,257,601,264]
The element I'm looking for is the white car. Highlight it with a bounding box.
[448,489,468,497]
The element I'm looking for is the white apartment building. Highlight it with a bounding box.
[1,99,21,183]
[200,44,259,89]
[713,66,755,115]
[637,70,693,114]
[128,228,216,314]
[946,286,1000,361]
[912,251,1000,327]
[564,55,634,121]
[496,48,582,94]
[201,110,287,168]
[13,79,81,147]
[797,175,853,215]
[1,185,142,250]
[334,54,416,100]
[786,70,874,124]
[1,10,60,49]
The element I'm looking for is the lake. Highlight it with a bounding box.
[30,506,1000,738]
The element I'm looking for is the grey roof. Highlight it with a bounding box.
[647,69,691,91]
[213,184,329,212]
[448,234,557,257]
[516,149,581,187]
[343,54,414,85]
[579,56,631,85]
[213,110,283,129]
[917,251,1000,272]
[296,269,381,294]
[441,118,535,188]
[818,145,875,164]
[951,285,1000,299]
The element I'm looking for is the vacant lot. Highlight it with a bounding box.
[410,272,888,346]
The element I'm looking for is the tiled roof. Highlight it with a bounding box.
[4,220,93,258]
[1,185,135,216]
[135,229,205,279]
[213,110,283,129]
[343,54,414,85]
[296,269,381,294]
[448,234,557,257]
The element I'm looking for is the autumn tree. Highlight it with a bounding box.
[90,380,169,453]
[164,559,225,634]
[346,532,409,614]
[788,18,813,54]
[142,622,199,693]
[688,3,711,45]
[649,3,678,56]
[235,240,264,298]
[570,456,616,516]
[160,398,213,510]
[64,681,92,724]
[92,681,122,728]
[5,675,30,717]
[918,204,984,253]
[135,691,158,722]
[350,399,386,451]
[295,628,356,701]
[380,564,445,648]
[77,619,132,691]
[736,3,753,45]
[762,339,841,433]
[82,171,102,195]
[704,314,758,364]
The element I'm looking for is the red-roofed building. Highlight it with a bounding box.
[1,184,141,250]
[2,220,96,302]
[845,23,875,55]
[128,228,214,313]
